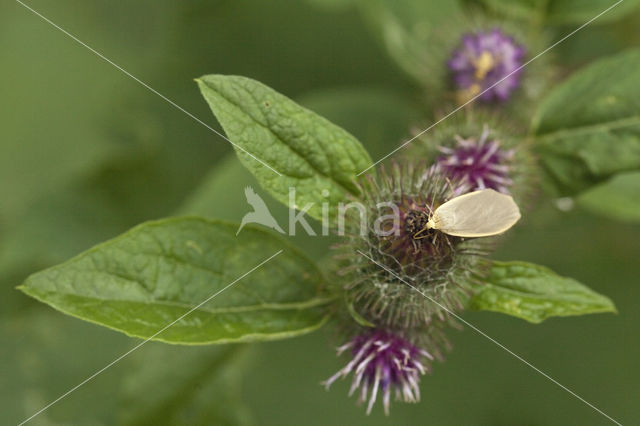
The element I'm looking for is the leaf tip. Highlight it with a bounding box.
[16,283,34,298]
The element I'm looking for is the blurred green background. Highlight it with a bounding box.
[1,0,638,424]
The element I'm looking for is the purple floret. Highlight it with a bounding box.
[437,125,514,195]
[323,329,432,415]
[449,28,525,102]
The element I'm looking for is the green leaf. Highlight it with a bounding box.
[479,0,547,22]
[0,309,132,424]
[0,308,254,425]
[197,75,372,221]
[470,261,616,323]
[480,0,639,25]
[119,344,253,426]
[181,88,420,221]
[533,49,640,196]
[306,0,356,11]
[578,171,640,223]
[297,88,421,159]
[358,0,462,86]
[546,0,640,25]
[361,0,461,30]
[19,217,333,344]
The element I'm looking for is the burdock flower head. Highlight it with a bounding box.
[334,161,487,329]
[449,28,525,103]
[411,113,534,202]
[436,124,514,195]
[323,329,433,415]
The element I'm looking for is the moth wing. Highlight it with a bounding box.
[432,189,521,237]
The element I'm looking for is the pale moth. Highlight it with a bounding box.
[425,188,521,238]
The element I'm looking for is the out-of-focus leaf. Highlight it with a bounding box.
[361,0,461,29]
[20,218,332,344]
[357,0,462,86]
[546,0,640,25]
[0,309,254,425]
[178,155,261,222]
[0,309,131,425]
[0,7,112,220]
[306,0,356,11]
[0,150,174,273]
[197,75,372,221]
[578,171,640,223]
[533,49,640,195]
[479,0,639,25]
[479,0,546,21]
[552,24,629,67]
[119,343,253,426]
[470,261,617,323]
[297,88,421,158]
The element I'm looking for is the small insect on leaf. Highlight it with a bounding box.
[427,189,521,238]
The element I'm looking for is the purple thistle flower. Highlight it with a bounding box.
[449,28,525,103]
[323,329,433,415]
[436,125,514,195]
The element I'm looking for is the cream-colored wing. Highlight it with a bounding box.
[428,189,521,237]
